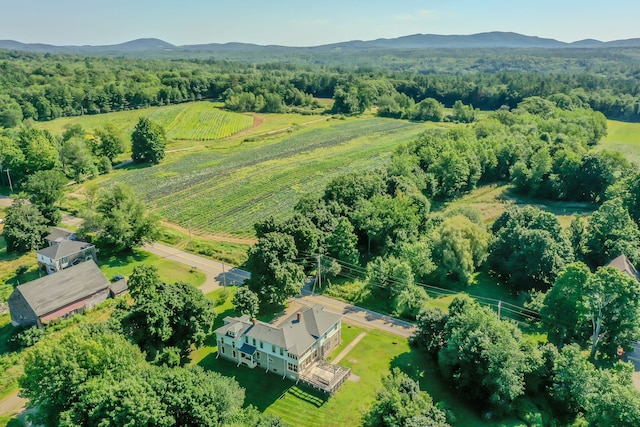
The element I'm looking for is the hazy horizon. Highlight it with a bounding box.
[1,0,639,47]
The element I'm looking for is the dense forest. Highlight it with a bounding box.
[1,47,640,126]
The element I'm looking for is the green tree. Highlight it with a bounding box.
[131,117,166,164]
[432,214,490,285]
[20,330,147,427]
[583,266,640,359]
[437,297,531,413]
[540,262,592,348]
[59,137,98,182]
[143,365,246,427]
[412,307,448,356]
[365,368,450,427]
[450,100,477,123]
[410,98,445,122]
[326,217,360,265]
[60,376,172,427]
[365,255,414,307]
[0,95,23,128]
[488,206,573,291]
[123,280,215,363]
[232,287,260,318]
[541,263,640,359]
[584,197,640,267]
[24,169,67,224]
[127,264,161,300]
[93,124,125,164]
[16,127,59,179]
[352,194,420,255]
[245,232,305,306]
[80,182,159,252]
[2,199,48,252]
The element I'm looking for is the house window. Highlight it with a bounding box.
[256,353,260,360]
[272,346,276,353]
[288,353,298,360]
[61,257,68,265]
[221,347,226,354]
[260,341,263,349]
[288,363,298,372]
[280,348,283,356]
[232,350,236,358]
[232,341,235,348]
[245,336,248,343]
[252,338,256,346]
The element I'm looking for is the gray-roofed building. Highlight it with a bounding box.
[8,260,110,328]
[44,227,77,246]
[37,240,97,274]
[108,278,129,297]
[214,304,349,393]
[607,254,640,282]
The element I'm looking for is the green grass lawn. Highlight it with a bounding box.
[194,288,524,426]
[599,120,640,165]
[97,248,205,287]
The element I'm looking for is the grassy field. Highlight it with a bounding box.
[599,120,640,165]
[35,101,254,154]
[439,183,597,229]
[97,248,206,287]
[93,117,433,237]
[194,288,523,427]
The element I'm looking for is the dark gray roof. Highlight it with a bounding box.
[607,254,640,282]
[215,305,342,356]
[14,261,109,316]
[44,227,75,243]
[108,279,128,295]
[37,240,93,260]
[239,343,257,355]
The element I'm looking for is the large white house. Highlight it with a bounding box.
[215,304,350,394]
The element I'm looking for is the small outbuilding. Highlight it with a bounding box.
[44,227,77,246]
[8,260,110,328]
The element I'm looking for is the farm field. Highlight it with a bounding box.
[599,120,640,165]
[35,101,254,150]
[97,117,438,238]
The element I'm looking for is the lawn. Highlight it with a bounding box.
[599,120,640,165]
[97,248,206,287]
[193,289,524,426]
[439,183,596,229]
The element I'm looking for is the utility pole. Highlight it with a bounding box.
[5,169,13,193]
[497,301,502,319]
[317,255,322,289]
[222,262,227,286]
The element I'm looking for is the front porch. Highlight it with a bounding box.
[239,343,257,368]
[297,359,351,394]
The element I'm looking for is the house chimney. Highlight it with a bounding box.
[296,312,302,322]
[252,318,257,325]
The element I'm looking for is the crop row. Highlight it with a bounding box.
[113,118,424,236]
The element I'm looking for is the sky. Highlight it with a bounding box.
[1,0,639,47]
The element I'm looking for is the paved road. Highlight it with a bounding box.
[144,244,416,338]
[143,242,250,293]
[0,195,12,208]
[296,289,416,338]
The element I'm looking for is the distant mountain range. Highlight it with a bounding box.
[2,32,640,56]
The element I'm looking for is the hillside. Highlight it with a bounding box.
[2,32,640,57]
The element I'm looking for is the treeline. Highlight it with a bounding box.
[1,49,640,126]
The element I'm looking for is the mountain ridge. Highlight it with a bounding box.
[1,32,639,55]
